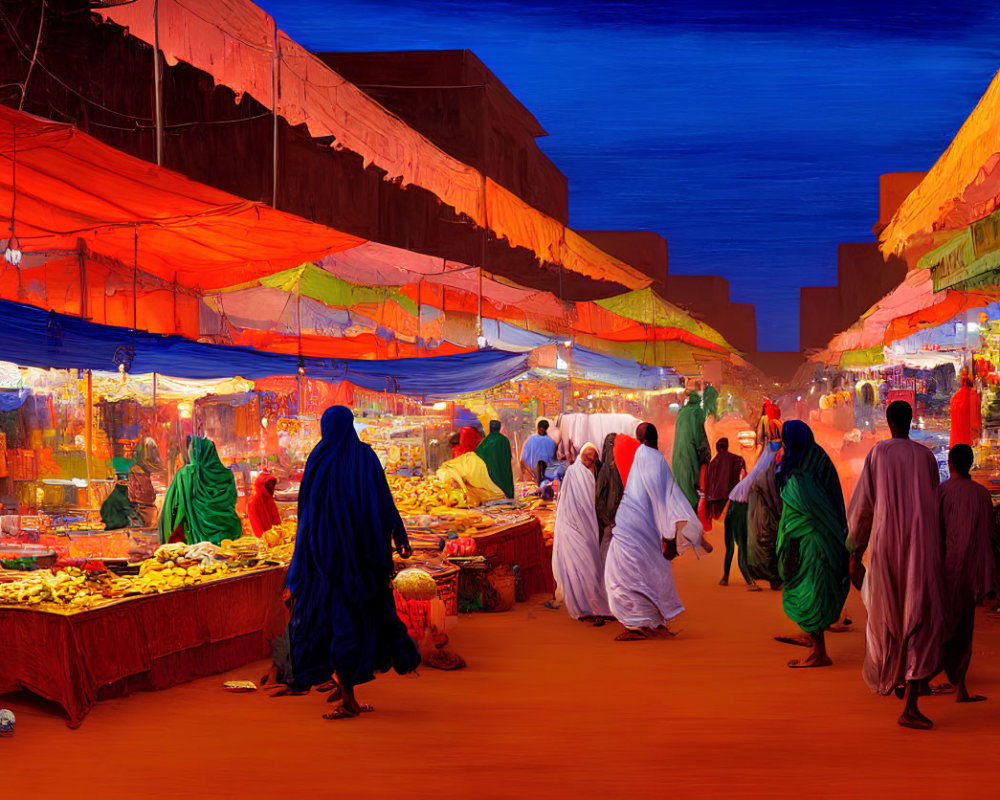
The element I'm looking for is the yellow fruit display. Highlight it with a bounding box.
[387,474,475,514]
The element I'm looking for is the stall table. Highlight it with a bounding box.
[0,566,287,727]
[470,515,554,596]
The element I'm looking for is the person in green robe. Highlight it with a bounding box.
[774,420,850,669]
[158,435,243,544]
[702,383,720,421]
[671,392,711,511]
[475,420,515,499]
[101,457,140,530]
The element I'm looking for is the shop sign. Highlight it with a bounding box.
[972,208,1000,260]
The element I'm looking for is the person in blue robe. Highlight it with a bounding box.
[287,406,420,720]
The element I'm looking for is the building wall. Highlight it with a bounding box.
[576,231,668,286]
[877,172,927,232]
[668,275,757,354]
[318,50,569,224]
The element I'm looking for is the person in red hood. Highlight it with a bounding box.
[950,378,981,448]
[451,426,484,458]
[249,472,281,537]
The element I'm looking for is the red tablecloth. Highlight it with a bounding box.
[472,516,554,595]
[0,567,288,727]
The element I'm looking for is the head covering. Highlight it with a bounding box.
[131,437,163,474]
[287,406,418,688]
[613,434,641,487]
[595,433,624,532]
[453,425,484,458]
[687,392,701,406]
[475,423,515,499]
[775,420,813,491]
[248,472,281,537]
[158,436,242,544]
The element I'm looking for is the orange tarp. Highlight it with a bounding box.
[0,106,362,291]
[881,68,1000,256]
[97,0,652,290]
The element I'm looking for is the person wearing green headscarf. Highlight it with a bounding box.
[774,420,850,669]
[671,392,711,512]
[102,460,140,530]
[158,435,243,544]
[475,420,515,499]
[702,383,719,421]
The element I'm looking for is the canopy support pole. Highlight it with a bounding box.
[77,238,87,320]
[85,370,93,485]
[153,0,163,166]
[271,18,280,209]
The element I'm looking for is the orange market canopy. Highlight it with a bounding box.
[881,69,1000,256]
[96,0,652,290]
[0,105,362,290]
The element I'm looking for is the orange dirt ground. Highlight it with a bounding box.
[4,544,999,799]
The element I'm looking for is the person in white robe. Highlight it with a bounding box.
[605,423,712,640]
[551,442,611,621]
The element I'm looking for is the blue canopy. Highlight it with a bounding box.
[0,298,530,400]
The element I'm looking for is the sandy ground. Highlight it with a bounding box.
[4,541,1000,799]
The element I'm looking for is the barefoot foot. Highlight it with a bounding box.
[614,628,648,641]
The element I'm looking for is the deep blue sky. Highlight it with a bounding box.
[258,0,1000,351]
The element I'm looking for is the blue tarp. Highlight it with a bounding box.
[571,346,679,390]
[483,319,678,389]
[0,298,530,399]
[0,388,29,411]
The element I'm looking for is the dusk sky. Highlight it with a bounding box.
[258,1,1000,351]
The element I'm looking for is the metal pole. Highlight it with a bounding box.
[153,0,163,166]
[77,238,87,319]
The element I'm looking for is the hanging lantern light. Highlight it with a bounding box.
[3,231,21,266]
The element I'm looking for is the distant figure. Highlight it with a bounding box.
[475,420,515,499]
[672,392,712,511]
[702,383,720,421]
[594,433,624,549]
[287,406,419,720]
[949,378,981,448]
[605,423,712,641]
[248,471,281,537]
[128,437,163,528]
[552,442,611,622]
[452,426,484,458]
[774,421,850,668]
[848,401,943,730]
[159,436,242,545]
[705,438,751,589]
[936,444,995,703]
[521,419,565,483]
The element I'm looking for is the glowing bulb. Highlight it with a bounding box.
[3,234,21,266]
[431,401,447,410]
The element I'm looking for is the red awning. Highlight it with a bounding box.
[0,106,362,290]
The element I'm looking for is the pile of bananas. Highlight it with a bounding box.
[134,557,229,593]
[261,518,297,550]
[0,568,104,609]
[388,474,472,514]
